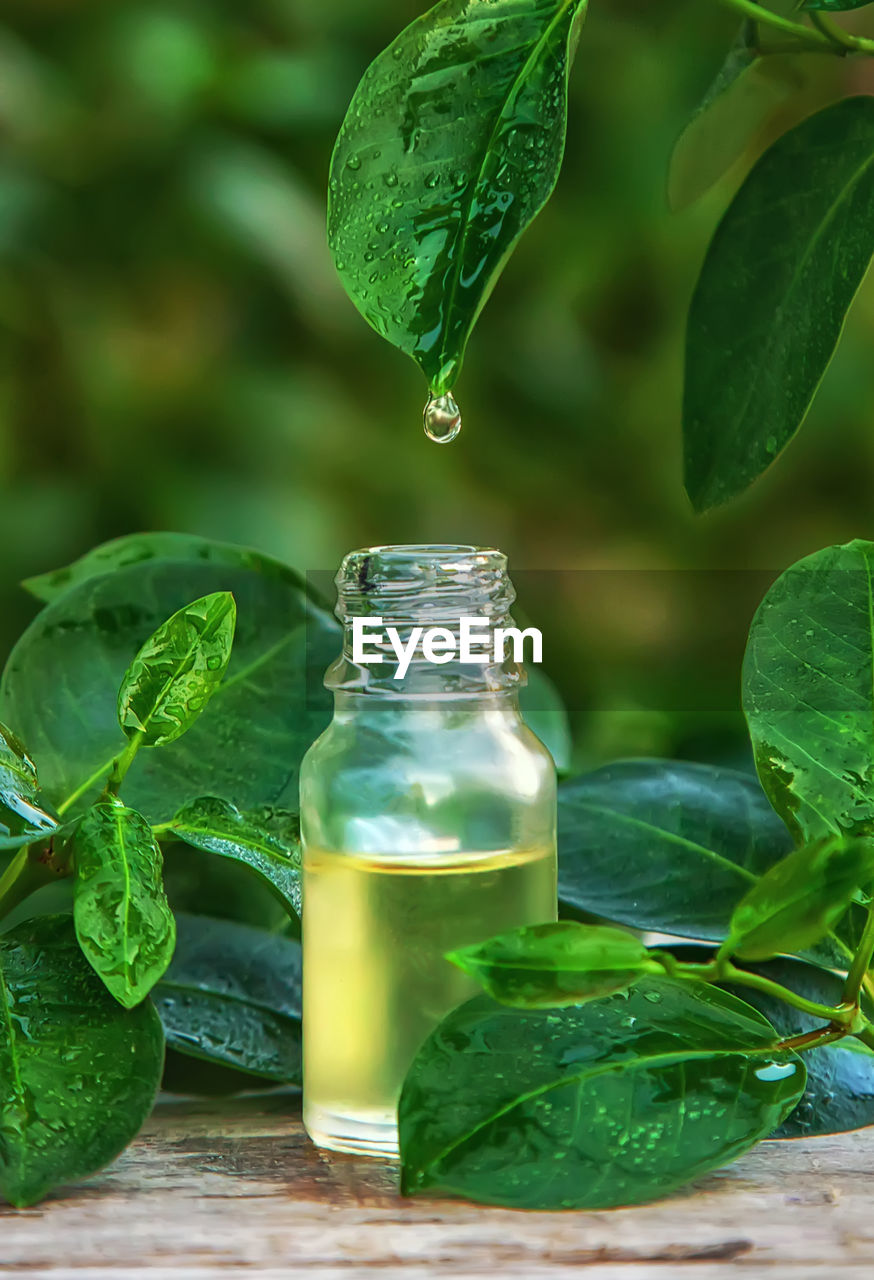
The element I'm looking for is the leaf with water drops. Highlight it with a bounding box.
[0,538,339,821]
[117,592,236,748]
[163,796,301,918]
[669,945,874,1138]
[73,801,176,1008]
[448,921,659,1007]
[725,835,874,961]
[399,977,805,1209]
[684,97,874,510]
[0,914,164,1208]
[743,539,874,844]
[152,912,301,1085]
[0,720,56,851]
[328,0,588,395]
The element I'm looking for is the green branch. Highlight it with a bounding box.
[717,0,874,55]
[843,906,874,1007]
[669,956,864,1028]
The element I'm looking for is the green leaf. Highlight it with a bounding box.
[1,537,339,821]
[22,531,321,606]
[558,760,793,941]
[152,912,301,1084]
[399,978,804,1209]
[743,539,874,842]
[448,921,658,1007]
[0,721,56,850]
[669,945,874,1138]
[804,1,873,9]
[328,0,587,393]
[725,835,874,960]
[117,592,236,748]
[669,37,806,212]
[73,801,176,1007]
[0,914,164,1207]
[684,96,874,511]
[164,796,301,917]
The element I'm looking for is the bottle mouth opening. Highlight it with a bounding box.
[335,544,512,624]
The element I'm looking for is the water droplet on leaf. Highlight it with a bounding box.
[424,392,462,444]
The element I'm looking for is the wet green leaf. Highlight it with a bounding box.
[0,721,56,850]
[73,802,176,1007]
[558,760,793,940]
[0,914,164,1208]
[399,978,804,1209]
[117,592,236,748]
[669,35,806,211]
[726,835,874,960]
[743,539,874,843]
[153,913,301,1084]
[684,97,874,511]
[669,945,874,1138]
[1,538,338,821]
[448,921,657,1007]
[328,0,588,393]
[165,796,301,917]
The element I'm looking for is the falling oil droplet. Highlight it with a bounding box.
[423,392,462,444]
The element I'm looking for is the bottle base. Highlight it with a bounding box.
[304,1103,400,1159]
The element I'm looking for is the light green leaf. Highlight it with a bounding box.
[164,796,301,917]
[448,921,658,1007]
[684,96,874,511]
[669,34,806,211]
[725,835,874,960]
[328,0,587,393]
[73,801,176,1007]
[118,592,236,748]
[0,721,56,850]
[1,537,339,821]
[399,978,805,1209]
[0,915,164,1208]
[153,912,301,1085]
[743,539,874,842]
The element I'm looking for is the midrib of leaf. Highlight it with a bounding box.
[112,808,134,980]
[413,1041,777,1181]
[436,0,578,379]
[174,818,295,864]
[562,800,759,884]
[720,141,874,447]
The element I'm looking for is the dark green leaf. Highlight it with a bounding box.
[0,914,164,1207]
[448,921,658,1007]
[0,721,56,850]
[726,835,874,960]
[164,796,301,917]
[669,34,805,212]
[669,945,874,1138]
[399,978,804,1209]
[743,539,874,842]
[804,1,873,9]
[118,592,236,748]
[153,912,301,1084]
[73,801,176,1007]
[684,97,874,511]
[558,759,793,940]
[1,538,338,821]
[328,0,588,393]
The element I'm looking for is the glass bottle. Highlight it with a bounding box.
[300,544,557,1158]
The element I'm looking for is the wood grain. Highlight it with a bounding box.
[1,1095,872,1277]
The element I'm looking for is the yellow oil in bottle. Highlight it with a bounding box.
[302,845,557,1156]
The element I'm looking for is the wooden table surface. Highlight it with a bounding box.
[1,1095,872,1278]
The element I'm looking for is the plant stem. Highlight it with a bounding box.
[57,732,145,817]
[106,731,144,796]
[843,906,874,1007]
[716,0,833,49]
[809,11,863,53]
[671,957,860,1026]
[57,758,114,816]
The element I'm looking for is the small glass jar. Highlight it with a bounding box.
[300,544,557,1158]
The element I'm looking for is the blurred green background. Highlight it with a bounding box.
[2,0,874,769]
